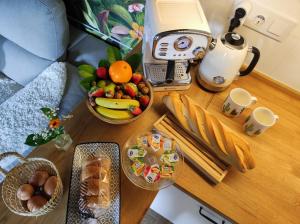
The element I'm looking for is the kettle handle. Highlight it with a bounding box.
[239,46,260,76]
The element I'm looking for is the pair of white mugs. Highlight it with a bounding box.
[222,88,279,136]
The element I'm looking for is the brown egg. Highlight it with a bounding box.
[29,171,49,187]
[16,184,34,201]
[27,195,48,212]
[44,176,57,196]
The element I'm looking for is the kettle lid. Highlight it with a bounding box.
[222,32,246,50]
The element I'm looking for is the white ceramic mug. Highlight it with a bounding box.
[222,88,257,117]
[243,107,279,136]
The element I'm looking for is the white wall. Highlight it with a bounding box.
[199,0,300,91]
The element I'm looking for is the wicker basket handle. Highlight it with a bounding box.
[0,152,27,177]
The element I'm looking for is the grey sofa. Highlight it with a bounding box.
[0,0,112,173]
[0,0,111,115]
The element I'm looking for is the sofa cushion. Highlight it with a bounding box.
[0,72,23,105]
[0,0,69,61]
[0,35,54,85]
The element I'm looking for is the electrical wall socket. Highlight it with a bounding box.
[243,0,299,42]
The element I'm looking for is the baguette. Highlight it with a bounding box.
[163,92,255,172]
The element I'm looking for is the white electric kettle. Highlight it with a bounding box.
[197,32,260,92]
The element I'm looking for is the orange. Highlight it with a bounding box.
[109,60,132,83]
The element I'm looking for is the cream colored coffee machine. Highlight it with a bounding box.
[142,0,212,91]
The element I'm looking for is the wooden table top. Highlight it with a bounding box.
[1,67,300,224]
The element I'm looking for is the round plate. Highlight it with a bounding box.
[86,80,153,125]
[121,130,184,191]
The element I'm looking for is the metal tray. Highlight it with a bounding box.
[66,142,120,224]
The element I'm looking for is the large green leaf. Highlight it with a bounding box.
[110,4,133,27]
[86,27,107,39]
[126,53,142,72]
[120,36,135,48]
[107,16,121,28]
[98,59,110,68]
[83,11,99,31]
[107,46,122,64]
[80,76,96,91]
[82,0,101,31]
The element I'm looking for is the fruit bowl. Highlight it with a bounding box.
[78,47,154,125]
[86,79,153,125]
[121,130,184,191]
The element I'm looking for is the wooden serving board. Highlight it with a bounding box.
[154,114,228,184]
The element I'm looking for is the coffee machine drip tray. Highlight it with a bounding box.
[144,61,192,91]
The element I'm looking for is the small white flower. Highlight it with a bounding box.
[128,3,144,13]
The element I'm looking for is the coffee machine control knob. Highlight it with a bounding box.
[193,47,205,59]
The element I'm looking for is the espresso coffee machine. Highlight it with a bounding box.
[142,0,212,91]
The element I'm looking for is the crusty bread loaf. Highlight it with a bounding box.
[163,92,255,172]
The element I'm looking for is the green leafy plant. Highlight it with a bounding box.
[25,108,72,146]
[107,46,122,64]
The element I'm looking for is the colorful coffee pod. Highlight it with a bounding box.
[162,138,173,153]
[127,147,147,161]
[160,165,175,178]
[131,160,145,176]
[137,136,148,147]
[147,133,162,152]
[160,152,179,165]
[143,164,161,183]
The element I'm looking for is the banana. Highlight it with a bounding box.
[95,98,139,109]
[95,106,133,119]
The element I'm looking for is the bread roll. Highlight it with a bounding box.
[163,92,255,172]
[86,179,99,196]
[81,166,100,181]
[85,158,102,167]
[79,156,111,217]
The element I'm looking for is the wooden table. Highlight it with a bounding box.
[1,67,300,224]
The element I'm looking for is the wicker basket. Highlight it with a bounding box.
[0,152,63,216]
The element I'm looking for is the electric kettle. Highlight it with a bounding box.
[197,32,260,92]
